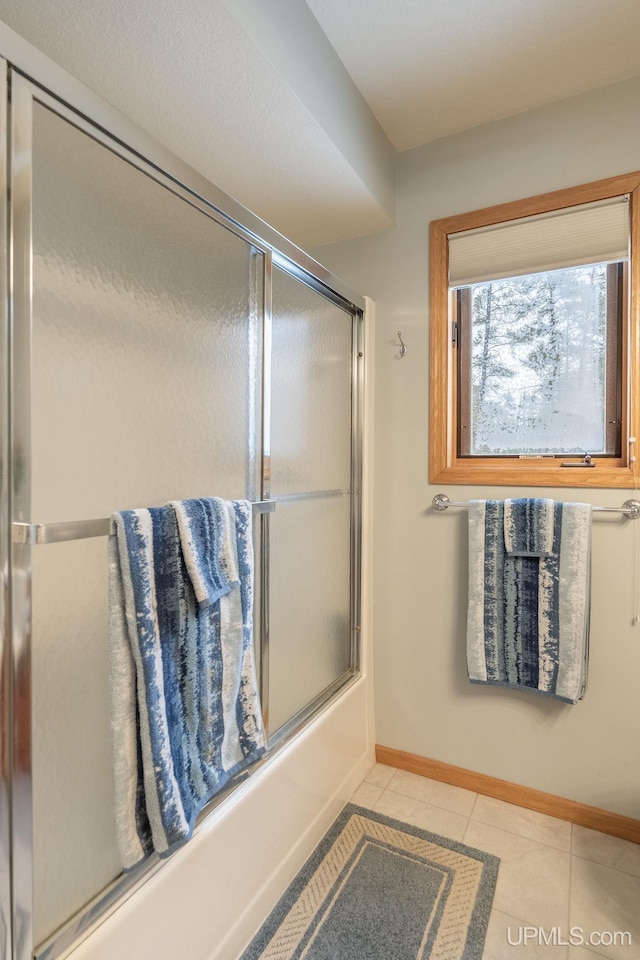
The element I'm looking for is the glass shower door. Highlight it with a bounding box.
[267,266,356,735]
[5,66,364,960]
[27,98,263,946]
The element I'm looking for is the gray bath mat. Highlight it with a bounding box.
[240,803,499,959]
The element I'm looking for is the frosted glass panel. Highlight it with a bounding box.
[268,270,354,733]
[271,268,352,495]
[30,104,259,942]
[31,541,118,942]
[31,102,260,521]
[267,496,352,732]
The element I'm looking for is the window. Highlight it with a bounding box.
[429,173,640,487]
[456,262,623,458]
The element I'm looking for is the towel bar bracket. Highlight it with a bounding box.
[432,494,640,519]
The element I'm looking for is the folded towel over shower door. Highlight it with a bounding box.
[467,499,592,703]
[109,497,267,870]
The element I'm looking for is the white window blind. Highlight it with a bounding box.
[448,195,629,288]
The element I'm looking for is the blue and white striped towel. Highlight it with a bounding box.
[109,498,267,869]
[503,498,555,557]
[467,499,591,703]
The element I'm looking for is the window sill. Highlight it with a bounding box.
[430,458,636,489]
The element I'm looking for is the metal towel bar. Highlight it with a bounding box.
[12,499,277,545]
[432,493,640,518]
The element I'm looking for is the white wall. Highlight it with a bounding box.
[314,75,640,819]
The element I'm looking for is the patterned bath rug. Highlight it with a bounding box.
[240,803,500,960]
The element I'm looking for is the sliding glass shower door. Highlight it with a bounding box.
[268,267,356,734]
[28,98,263,946]
[3,66,364,960]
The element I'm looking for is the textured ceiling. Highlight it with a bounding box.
[2,0,640,248]
[0,0,394,249]
[306,0,640,151]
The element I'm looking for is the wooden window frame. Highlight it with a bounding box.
[429,172,640,488]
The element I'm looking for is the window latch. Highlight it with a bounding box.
[451,320,460,347]
[561,452,596,468]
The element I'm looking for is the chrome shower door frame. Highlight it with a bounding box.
[0,57,11,960]
[1,35,366,960]
[9,66,35,960]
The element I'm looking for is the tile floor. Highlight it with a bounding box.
[350,764,640,960]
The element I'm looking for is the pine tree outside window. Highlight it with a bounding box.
[456,262,623,458]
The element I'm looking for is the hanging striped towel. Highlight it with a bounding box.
[467,499,592,703]
[503,498,555,557]
[109,498,267,870]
